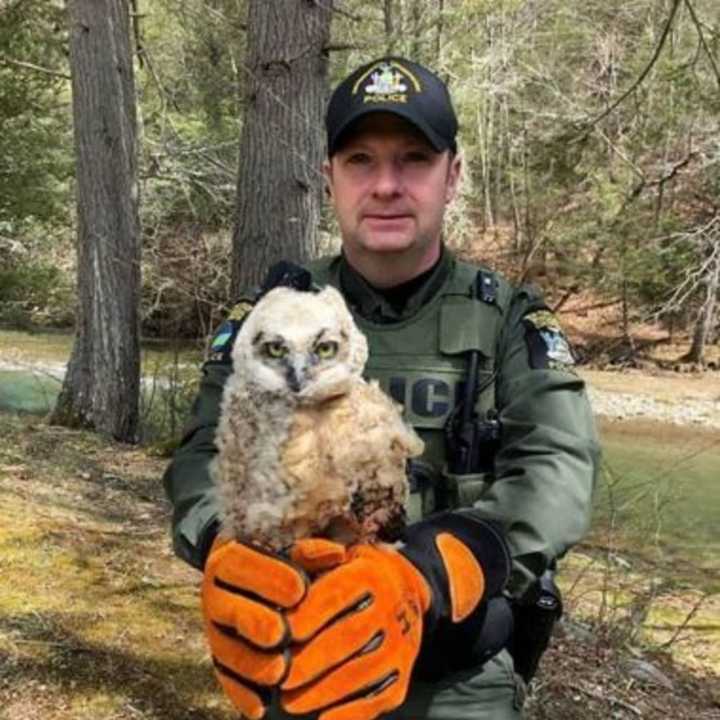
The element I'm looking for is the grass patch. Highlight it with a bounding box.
[1,412,718,719]
[0,414,230,719]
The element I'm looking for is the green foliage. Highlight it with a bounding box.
[0,254,74,329]
[0,1,73,228]
[138,0,245,231]
[2,0,718,340]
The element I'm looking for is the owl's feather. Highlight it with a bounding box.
[211,285,423,552]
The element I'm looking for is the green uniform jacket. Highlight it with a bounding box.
[163,249,599,719]
[164,249,599,600]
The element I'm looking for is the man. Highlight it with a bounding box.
[164,57,599,720]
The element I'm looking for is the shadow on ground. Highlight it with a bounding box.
[0,611,225,720]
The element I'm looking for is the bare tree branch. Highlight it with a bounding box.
[323,43,367,52]
[684,0,720,90]
[628,152,697,203]
[0,54,71,80]
[576,0,683,137]
[314,0,364,22]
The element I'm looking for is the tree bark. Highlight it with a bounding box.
[51,0,141,442]
[435,0,444,62]
[685,250,719,364]
[384,0,395,52]
[230,0,332,297]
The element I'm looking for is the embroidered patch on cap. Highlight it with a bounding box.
[352,60,422,104]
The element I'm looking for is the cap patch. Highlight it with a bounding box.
[353,61,422,105]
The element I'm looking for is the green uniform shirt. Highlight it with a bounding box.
[163,248,599,599]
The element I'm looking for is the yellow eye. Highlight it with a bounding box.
[315,341,338,359]
[263,341,287,359]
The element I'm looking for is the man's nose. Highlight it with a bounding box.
[372,161,403,198]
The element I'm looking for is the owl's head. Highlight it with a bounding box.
[232,285,368,402]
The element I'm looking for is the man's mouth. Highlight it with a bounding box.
[364,212,412,219]
[363,213,413,226]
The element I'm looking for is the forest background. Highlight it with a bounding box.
[1,1,719,718]
[2,0,719,359]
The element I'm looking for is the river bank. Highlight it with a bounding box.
[584,368,720,429]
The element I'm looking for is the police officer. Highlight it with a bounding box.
[164,57,600,720]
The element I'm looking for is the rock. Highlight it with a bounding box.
[556,617,595,644]
[621,658,674,689]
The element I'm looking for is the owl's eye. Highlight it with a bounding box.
[263,341,287,359]
[315,340,339,359]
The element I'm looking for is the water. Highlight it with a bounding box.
[595,419,720,592]
[0,369,61,414]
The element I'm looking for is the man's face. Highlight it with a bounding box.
[324,114,461,264]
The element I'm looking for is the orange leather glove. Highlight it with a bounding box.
[202,537,308,720]
[280,512,511,720]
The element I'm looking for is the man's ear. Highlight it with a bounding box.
[322,158,333,200]
[445,153,462,204]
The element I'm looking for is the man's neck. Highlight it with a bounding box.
[343,242,442,289]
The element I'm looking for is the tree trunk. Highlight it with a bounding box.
[384,0,395,52]
[685,251,720,364]
[230,0,332,297]
[50,0,141,442]
[435,0,444,62]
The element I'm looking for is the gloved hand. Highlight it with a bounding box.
[280,512,511,720]
[281,542,429,720]
[202,536,309,720]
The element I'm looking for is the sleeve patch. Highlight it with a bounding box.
[229,301,254,321]
[209,301,254,357]
[523,311,576,370]
[210,321,238,355]
[211,329,233,351]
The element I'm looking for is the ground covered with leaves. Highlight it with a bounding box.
[1,413,718,719]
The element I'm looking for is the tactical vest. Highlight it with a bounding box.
[308,256,515,523]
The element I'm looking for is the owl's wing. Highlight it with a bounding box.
[212,374,300,550]
[312,380,424,542]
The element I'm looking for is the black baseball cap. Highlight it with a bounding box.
[325,57,458,156]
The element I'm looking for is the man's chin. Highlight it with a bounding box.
[360,234,416,254]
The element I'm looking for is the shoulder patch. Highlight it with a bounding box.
[523,310,576,370]
[209,300,255,360]
[210,320,236,353]
[228,300,254,321]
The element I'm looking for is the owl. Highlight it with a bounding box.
[211,285,424,552]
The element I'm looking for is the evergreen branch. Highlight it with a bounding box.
[576,0,683,137]
[323,43,367,52]
[0,0,29,19]
[684,0,720,90]
[0,54,70,80]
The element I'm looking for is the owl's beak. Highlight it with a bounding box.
[285,358,307,393]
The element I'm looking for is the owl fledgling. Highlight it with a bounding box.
[211,285,424,552]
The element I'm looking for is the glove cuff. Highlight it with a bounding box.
[399,512,511,629]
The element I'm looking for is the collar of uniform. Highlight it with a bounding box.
[339,246,452,322]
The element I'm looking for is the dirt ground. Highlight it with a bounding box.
[1,412,719,719]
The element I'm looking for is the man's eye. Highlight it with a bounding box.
[315,341,339,359]
[263,341,287,359]
[404,151,431,163]
[347,153,371,165]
